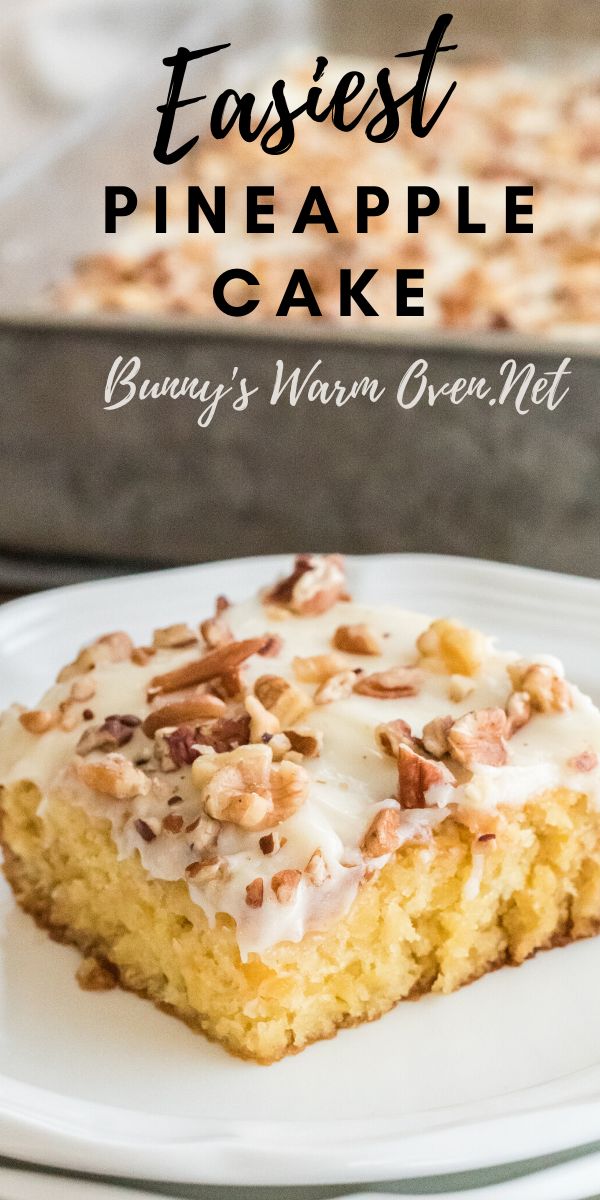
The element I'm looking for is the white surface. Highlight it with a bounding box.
[0,554,599,1186]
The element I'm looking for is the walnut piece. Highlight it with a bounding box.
[397,744,455,809]
[361,807,402,858]
[264,554,348,615]
[285,727,323,758]
[195,743,309,830]
[505,690,531,736]
[417,619,486,677]
[244,694,280,742]
[76,753,151,800]
[314,670,357,704]
[254,674,312,725]
[354,666,422,699]
[447,708,508,768]
[152,623,198,650]
[508,661,572,714]
[333,623,382,656]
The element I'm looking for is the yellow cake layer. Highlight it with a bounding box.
[2,780,600,1063]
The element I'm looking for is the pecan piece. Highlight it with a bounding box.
[19,709,56,734]
[315,670,357,704]
[568,750,598,773]
[254,674,312,725]
[447,708,508,768]
[152,623,198,650]
[148,636,270,697]
[200,597,234,649]
[245,878,264,909]
[361,807,402,858]
[421,715,454,759]
[76,754,150,800]
[264,553,349,615]
[505,691,531,736]
[354,666,423,699]
[375,719,417,757]
[397,745,455,809]
[304,848,330,886]
[271,869,302,904]
[333,623,382,656]
[77,714,140,755]
[142,695,226,737]
[293,652,347,684]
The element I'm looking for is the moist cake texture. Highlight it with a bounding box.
[1,555,600,1062]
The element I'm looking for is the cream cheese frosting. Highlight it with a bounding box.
[1,566,599,959]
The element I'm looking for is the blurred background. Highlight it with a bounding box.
[0,0,598,599]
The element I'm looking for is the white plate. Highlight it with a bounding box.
[0,554,600,1188]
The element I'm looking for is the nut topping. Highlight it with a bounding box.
[245,878,264,908]
[254,674,312,726]
[397,744,455,809]
[361,807,402,858]
[152,623,198,650]
[568,750,598,772]
[244,694,280,743]
[285,727,323,758]
[314,670,357,704]
[264,554,349,615]
[421,715,454,759]
[76,754,151,800]
[200,596,233,649]
[333,623,382,655]
[505,690,531,736]
[148,636,271,697]
[19,709,56,734]
[142,695,226,737]
[354,666,423,699]
[293,652,347,684]
[77,714,140,755]
[447,708,509,768]
[508,661,572,714]
[196,743,309,830]
[375,719,416,757]
[271,869,302,904]
[304,848,330,886]
[417,618,486,677]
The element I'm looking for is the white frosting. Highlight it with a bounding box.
[1,594,599,959]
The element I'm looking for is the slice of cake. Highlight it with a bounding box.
[1,555,599,1063]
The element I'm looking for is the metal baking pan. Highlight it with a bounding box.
[0,0,598,581]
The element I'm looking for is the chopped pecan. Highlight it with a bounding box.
[58,631,134,682]
[285,727,323,758]
[259,634,284,658]
[165,713,251,766]
[152,623,198,650]
[245,878,264,908]
[254,674,312,725]
[304,848,330,886]
[417,618,486,677]
[200,598,233,649]
[315,670,357,704]
[76,754,150,800]
[421,715,453,759]
[447,708,508,768]
[142,695,226,737]
[375,719,416,757]
[361,807,402,857]
[264,553,349,615]
[293,652,347,683]
[162,813,184,833]
[77,714,140,755]
[397,744,455,809]
[505,691,531,736]
[186,811,220,856]
[135,817,159,843]
[245,694,280,742]
[354,666,422,699]
[131,646,155,666]
[259,832,276,855]
[186,856,227,882]
[271,868,302,904]
[148,636,270,697]
[19,709,56,734]
[333,623,382,656]
[195,743,309,830]
[568,750,598,773]
[508,661,572,714]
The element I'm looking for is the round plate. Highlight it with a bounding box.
[0,554,599,1186]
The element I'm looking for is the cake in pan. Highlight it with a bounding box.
[1,556,600,1062]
